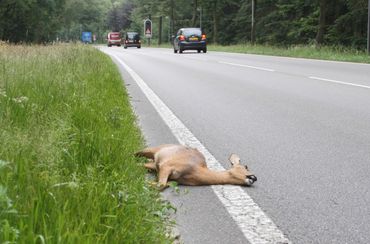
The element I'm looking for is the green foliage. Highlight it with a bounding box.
[0,0,65,43]
[327,0,368,48]
[1,0,368,48]
[129,0,369,49]
[0,44,173,243]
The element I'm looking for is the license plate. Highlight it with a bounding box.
[189,37,198,41]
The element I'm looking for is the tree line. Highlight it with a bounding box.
[0,0,368,49]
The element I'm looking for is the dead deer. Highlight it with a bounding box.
[135,144,257,190]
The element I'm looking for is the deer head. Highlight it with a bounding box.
[229,154,257,186]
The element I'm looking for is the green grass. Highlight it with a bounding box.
[153,42,370,63]
[0,43,173,243]
[207,44,370,63]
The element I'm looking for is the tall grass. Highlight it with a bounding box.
[0,43,173,243]
[207,44,370,63]
[153,42,370,63]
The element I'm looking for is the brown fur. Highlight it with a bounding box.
[135,144,257,190]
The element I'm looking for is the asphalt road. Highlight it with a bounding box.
[100,46,370,244]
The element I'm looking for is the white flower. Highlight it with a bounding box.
[0,89,6,97]
[12,96,29,103]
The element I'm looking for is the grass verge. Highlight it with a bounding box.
[0,43,173,243]
[207,44,370,63]
[152,42,370,63]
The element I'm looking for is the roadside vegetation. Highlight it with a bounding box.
[0,43,173,243]
[145,42,370,64]
[207,44,370,64]
[1,1,368,53]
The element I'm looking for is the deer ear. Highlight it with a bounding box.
[229,154,241,166]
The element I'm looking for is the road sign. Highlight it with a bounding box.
[81,32,92,43]
[144,19,152,38]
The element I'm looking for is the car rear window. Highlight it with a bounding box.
[183,29,201,36]
[110,33,120,39]
[127,33,139,39]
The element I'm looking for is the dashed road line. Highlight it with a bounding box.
[181,55,210,61]
[309,76,370,90]
[218,61,276,72]
[110,53,291,244]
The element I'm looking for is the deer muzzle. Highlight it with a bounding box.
[245,175,257,186]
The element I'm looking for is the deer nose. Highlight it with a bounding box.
[247,175,257,182]
[245,175,257,186]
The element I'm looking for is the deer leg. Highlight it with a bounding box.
[144,161,157,171]
[157,166,172,191]
[135,147,157,159]
[135,145,172,159]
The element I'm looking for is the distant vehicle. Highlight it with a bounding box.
[173,28,207,54]
[123,32,141,49]
[107,32,121,47]
[81,32,92,44]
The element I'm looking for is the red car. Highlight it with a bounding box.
[107,32,121,47]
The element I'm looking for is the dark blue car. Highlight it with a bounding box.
[173,28,207,54]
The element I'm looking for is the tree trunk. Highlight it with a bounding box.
[171,0,174,36]
[368,0,370,54]
[212,2,218,44]
[158,16,162,45]
[251,0,257,44]
[191,0,198,27]
[315,0,328,45]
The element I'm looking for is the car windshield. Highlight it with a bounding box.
[183,29,201,36]
[127,33,139,39]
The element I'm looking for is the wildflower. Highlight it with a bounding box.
[12,96,29,104]
[0,89,6,98]
[0,159,10,169]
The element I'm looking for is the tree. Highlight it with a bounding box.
[191,0,198,27]
[0,0,66,43]
[106,1,133,32]
[315,0,328,44]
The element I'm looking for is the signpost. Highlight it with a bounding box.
[144,19,152,46]
[81,32,92,44]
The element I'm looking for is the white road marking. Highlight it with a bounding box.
[309,76,370,90]
[212,51,370,66]
[182,55,210,61]
[218,61,275,72]
[110,53,291,244]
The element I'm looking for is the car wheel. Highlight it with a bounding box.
[124,46,127,49]
[203,48,207,53]
[174,49,178,53]
[137,46,141,49]
[197,49,201,53]
[179,49,183,54]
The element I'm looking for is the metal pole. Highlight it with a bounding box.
[368,0,370,54]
